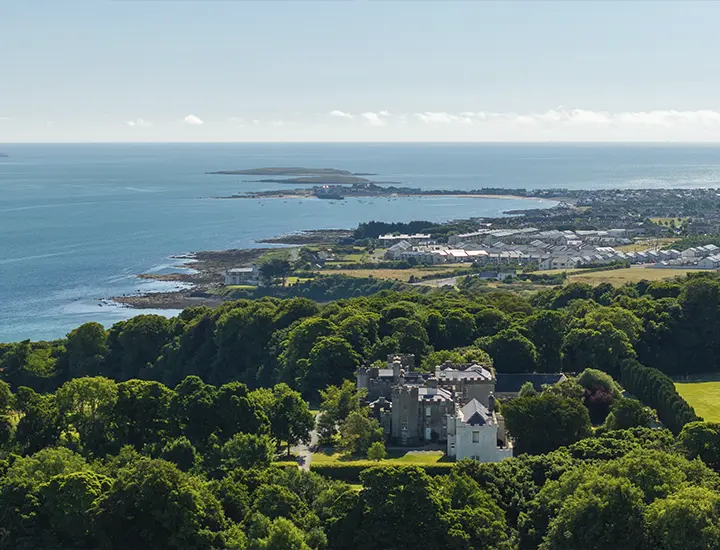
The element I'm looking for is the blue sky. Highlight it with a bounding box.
[3,1,720,142]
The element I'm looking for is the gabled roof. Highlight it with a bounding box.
[459,399,491,426]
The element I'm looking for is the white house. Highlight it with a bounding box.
[224,264,262,286]
[446,399,513,462]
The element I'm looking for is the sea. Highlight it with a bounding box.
[3,142,720,343]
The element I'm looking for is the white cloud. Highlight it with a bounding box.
[330,110,353,119]
[361,112,387,127]
[182,114,204,126]
[415,112,472,125]
[379,110,391,117]
[411,108,720,128]
[269,120,286,128]
[0,116,9,122]
[125,118,152,127]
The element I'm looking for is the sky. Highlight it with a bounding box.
[3,1,720,142]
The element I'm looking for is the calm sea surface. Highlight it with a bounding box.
[2,142,720,342]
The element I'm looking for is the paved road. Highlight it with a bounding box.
[292,414,319,471]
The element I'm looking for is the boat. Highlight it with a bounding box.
[0,153,8,158]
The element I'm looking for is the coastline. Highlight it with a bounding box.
[219,192,556,202]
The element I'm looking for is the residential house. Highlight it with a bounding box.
[224,264,262,286]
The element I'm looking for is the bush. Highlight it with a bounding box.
[367,441,387,461]
[310,463,454,482]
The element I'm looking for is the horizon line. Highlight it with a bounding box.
[5,140,720,146]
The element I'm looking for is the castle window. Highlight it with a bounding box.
[425,406,431,417]
[472,431,480,443]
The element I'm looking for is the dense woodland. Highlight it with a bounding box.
[5,271,720,547]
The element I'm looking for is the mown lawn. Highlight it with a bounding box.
[675,379,720,422]
[312,450,446,465]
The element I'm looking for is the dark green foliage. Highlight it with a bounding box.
[502,394,592,455]
[619,359,699,434]
[93,459,228,549]
[679,421,720,470]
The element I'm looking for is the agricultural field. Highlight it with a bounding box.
[567,266,706,287]
[315,266,461,282]
[675,378,720,422]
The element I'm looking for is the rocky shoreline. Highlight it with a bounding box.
[111,247,274,309]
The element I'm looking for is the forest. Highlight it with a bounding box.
[3,271,720,547]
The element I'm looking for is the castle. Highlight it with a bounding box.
[357,355,513,463]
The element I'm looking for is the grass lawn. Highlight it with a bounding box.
[675,378,720,422]
[284,276,313,286]
[567,266,708,287]
[312,449,446,465]
[615,238,679,253]
[315,266,462,282]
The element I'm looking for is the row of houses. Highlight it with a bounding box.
[447,227,634,247]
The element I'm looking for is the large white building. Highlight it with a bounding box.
[446,398,512,462]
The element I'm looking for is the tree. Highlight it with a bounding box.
[93,459,227,550]
[645,486,720,550]
[214,381,268,442]
[260,258,292,286]
[161,436,199,471]
[62,322,108,378]
[679,421,720,470]
[576,368,622,398]
[518,381,538,397]
[339,411,383,455]
[302,336,361,395]
[525,310,567,372]
[541,475,646,550]
[113,379,174,450]
[367,441,387,461]
[318,380,365,443]
[14,386,61,453]
[443,309,477,348]
[502,394,592,455]
[106,314,174,380]
[41,470,113,548]
[254,517,310,550]
[221,433,275,471]
[171,376,219,448]
[604,398,654,431]
[474,308,511,338]
[482,328,538,373]
[354,467,448,550]
[266,384,314,456]
[56,376,118,455]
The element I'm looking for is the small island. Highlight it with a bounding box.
[205,166,391,185]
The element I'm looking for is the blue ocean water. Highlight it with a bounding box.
[2,142,720,342]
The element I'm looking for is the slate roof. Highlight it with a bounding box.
[495,373,567,394]
[459,399,491,426]
[435,364,494,382]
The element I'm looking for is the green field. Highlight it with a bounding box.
[675,379,720,422]
[312,449,446,466]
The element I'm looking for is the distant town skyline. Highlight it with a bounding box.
[4,1,720,142]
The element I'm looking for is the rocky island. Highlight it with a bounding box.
[205,166,396,185]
